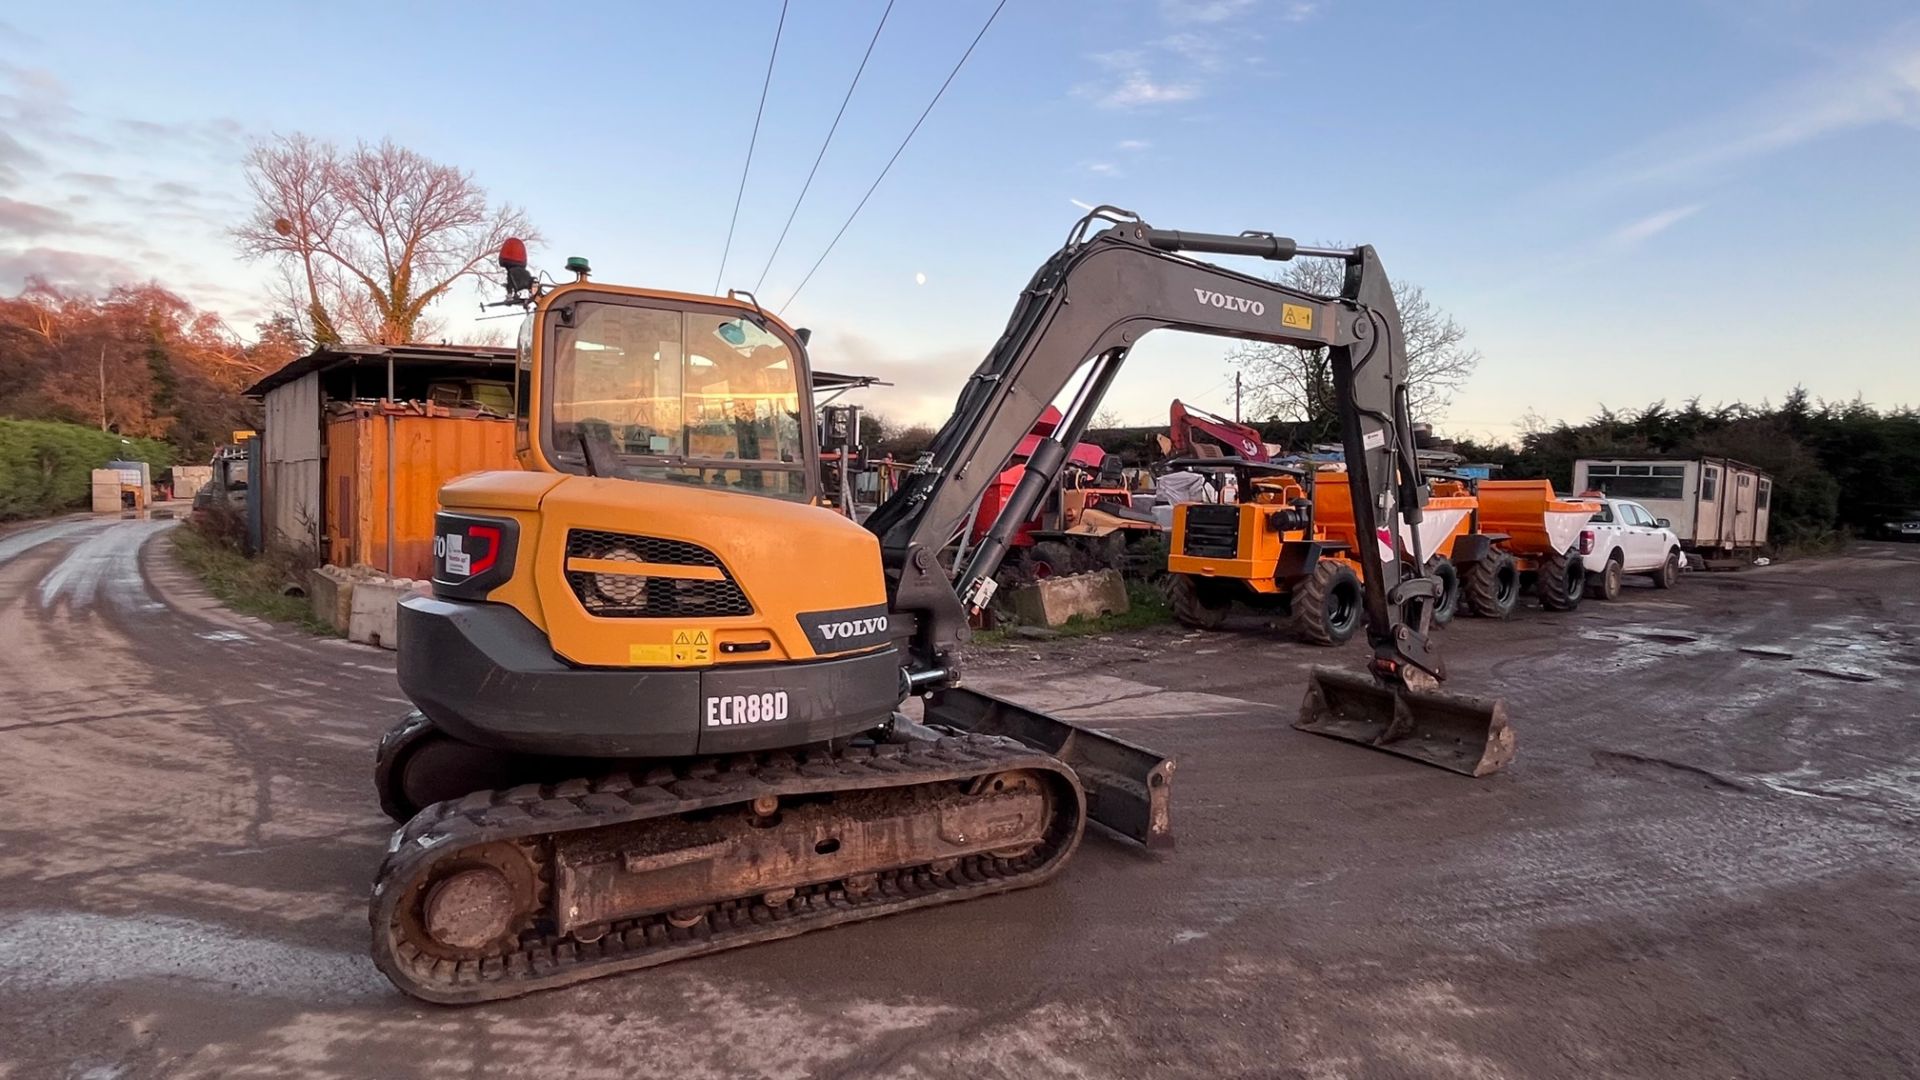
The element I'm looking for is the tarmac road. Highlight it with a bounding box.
[1,515,1916,1079]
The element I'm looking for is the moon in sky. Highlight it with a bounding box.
[914,272,927,286]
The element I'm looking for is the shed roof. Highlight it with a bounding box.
[247,343,889,400]
[245,343,514,398]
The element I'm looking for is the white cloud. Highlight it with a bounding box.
[1086,71,1200,109]
[1087,162,1122,176]
[1606,204,1704,249]
[1080,1,1299,110]
[1159,0,1257,23]
[1116,139,1152,151]
[1159,32,1227,73]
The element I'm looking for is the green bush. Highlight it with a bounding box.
[0,419,175,521]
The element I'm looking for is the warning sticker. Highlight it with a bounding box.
[629,643,671,665]
[1280,303,1313,331]
[1362,429,1388,451]
[672,628,713,664]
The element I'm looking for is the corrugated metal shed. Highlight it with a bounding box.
[325,409,519,577]
[249,344,519,565]
[261,371,324,552]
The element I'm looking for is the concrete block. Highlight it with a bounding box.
[348,575,422,650]
[307,564,371,633]
[91,469,123,513]
[1008,569,1129,628]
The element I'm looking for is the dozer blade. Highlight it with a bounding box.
[1295,666,1514,777]
[924,686,1175,848]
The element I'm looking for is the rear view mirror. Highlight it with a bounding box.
[1656,517,1671,528]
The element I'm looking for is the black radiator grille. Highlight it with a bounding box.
[1181,505,1242,558]
[564,529,752,618]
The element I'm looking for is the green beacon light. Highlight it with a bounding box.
[565,256,591,281]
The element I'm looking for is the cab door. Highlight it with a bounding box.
[1621,503,1661,570]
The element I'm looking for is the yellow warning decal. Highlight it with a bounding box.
[629,643,672,665]
[1281,303,1313,330]
[672,628,714,664]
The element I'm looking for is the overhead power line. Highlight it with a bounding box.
[753,0,895,294]
[780,0,1009,311]
[714,0,790,295]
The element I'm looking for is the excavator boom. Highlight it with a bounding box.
[1170,399,1270,462]
[865,209,1511,776]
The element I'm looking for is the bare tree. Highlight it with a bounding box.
[1228,254,1479,441]
[236,135,537,345]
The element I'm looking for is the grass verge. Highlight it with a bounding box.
[171,525,337,635]
[974,580,1173,647]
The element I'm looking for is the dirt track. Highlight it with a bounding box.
[1,516,1916,1078]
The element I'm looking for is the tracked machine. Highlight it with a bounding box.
[368,211,1511,1003]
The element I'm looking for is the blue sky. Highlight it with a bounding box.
[2,0,1917,439]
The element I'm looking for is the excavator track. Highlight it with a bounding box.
[370,733,1085,1004]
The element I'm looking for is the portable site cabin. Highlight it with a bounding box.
[1572,457,1772,554]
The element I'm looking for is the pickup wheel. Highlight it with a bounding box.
[1537,549,1586,612]
[1168,573,1232,630]
[1462,549,1520,619]
[1294,559,1362,646]
[1653,549,1680,589]
[1587,554,1623,601]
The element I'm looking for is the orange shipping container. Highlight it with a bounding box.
[325,411,520,579]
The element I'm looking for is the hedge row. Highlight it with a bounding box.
[0,419,176,521]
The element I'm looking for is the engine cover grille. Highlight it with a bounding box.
[1181,504,1242,559]
[564,529,753,618]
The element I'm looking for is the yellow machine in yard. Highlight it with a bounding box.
[1168,464,1602,640]
[1163,459,1370,644]
[367,212,1512,1003]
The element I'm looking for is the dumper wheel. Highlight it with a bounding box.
[1462,549,1520,619]
[1027,540,1082,579]
[1536,549,1586,612]
[1168,573,1231,630]
[1295,559,1363,646]
[1426,556,1461,626]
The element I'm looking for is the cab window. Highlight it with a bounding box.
[545,300,808,500]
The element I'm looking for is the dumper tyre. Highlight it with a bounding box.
[1462,549,1520,619]
[1587,554,1623,601]
[1537,549,1585,611]
[1295,559,1363,646]
[1168,573,1231,630]
[1652,549,1680,589]
[1027,540,1082,580]
[1426,556,1461,626]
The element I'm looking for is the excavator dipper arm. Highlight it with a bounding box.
[866,209,1512,776]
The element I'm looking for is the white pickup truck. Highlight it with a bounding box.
[1578,496,1683,600]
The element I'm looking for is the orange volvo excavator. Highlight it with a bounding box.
[367,210,1512,1002]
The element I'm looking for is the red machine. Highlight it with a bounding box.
[1167,399,1271,462]
[970,407,1135,576]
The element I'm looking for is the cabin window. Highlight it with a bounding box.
[1757,479,1771,509]
[1701,467,1718,502]
[1584,463,1685,501]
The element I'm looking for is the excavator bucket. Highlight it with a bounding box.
[924,687,1175,848]
[1295,666,1514,777]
